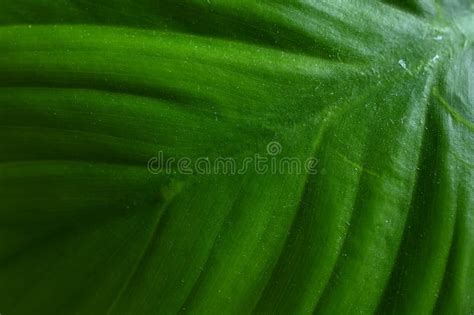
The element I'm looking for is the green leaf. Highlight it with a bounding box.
[0,1,472,314]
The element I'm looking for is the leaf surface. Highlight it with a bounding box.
[0,1,473,314]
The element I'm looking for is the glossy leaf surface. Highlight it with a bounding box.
[0,1,473,314]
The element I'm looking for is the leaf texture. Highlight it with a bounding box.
[0,1,473,314]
